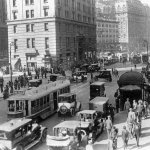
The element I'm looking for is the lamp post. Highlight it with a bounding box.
[144,40,149,64]
[9,42,14,85]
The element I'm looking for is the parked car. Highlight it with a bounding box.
[29,79,42,87]
[0,118,47,150]
[95,70,112,82]
[57,93,81,117]
[72,71,87,82]
[88,64,100,72]
[49,74,65,82]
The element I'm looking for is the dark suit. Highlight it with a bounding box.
[134,124,140,147]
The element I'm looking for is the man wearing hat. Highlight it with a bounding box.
[105,115,113,139]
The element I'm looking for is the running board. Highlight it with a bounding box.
[25,139,40,150]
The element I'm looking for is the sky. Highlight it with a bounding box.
[140,0,150,6]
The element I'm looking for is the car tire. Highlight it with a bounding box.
[41,129,47,143]
[16,145,24,150]
[58,112,61,117]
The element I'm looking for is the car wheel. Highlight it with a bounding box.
[58,112,61,117]
[16,145,24,150]
[70,108,75,117]
[41,129,47,143]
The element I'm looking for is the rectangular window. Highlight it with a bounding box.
[44,8,48,17]
[31,24,34,32]
[45,37,49,49]
[27,38,30,48]
[14,39,18,52]
[13,0,16,7]
[13,12,17,20]
[44,23,48,31]
[26,24,30,32]
[25,0,29,5]
[32,38,35,48]
[14,26,17,33]
[58,8,61,17]
[44,0,48,3]
[31,10,34,18]
[26,10,29,18]
[30,0,34,5]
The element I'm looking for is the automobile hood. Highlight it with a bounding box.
[58,103,71,110]
[0,140,12,150]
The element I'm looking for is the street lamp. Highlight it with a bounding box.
[9,42,14,85]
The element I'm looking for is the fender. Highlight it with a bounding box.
[39,126,47,140]
[76,102,81,110]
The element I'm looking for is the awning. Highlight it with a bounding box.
[120,85,141,91]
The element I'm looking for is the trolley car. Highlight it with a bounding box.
[7,80,70,120]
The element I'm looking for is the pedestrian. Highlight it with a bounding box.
[0,77,4,93]
[134,64,136,69]
[143,100,148,119]
[133,100,137,112]
[105,115,113,139]
[110,126,118,150]
[122,126,129,150]
[44,68,47,78]
[136,100,143,121]
[134,122,140,147]
[124,98,131,112]
[115,97,120,113]
[127,108,136,138]
[108,104,115,122]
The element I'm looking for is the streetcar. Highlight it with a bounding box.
[7,80,70,120]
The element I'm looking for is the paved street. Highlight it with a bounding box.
[0,65,149,150]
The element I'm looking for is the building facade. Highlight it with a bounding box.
[115,0,150,53]
[96,0,119,53]
[7,0,96,71]
[0,0,8,67]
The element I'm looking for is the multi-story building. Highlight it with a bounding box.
[7,0,96,70]
[115,0,150,53]
[0,0,8,66]
[96,0,119,53]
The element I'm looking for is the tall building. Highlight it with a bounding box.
[0,0,8,66]
[7,0,96,70]
[96,0,119,53]
[115,0,150,53]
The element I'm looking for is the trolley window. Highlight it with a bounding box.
[8,100,15,112]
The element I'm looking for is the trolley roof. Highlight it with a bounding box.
[90,81,105,86]
[53,120,89,130]
[7,80,70,101]
[58,93,76,97]
[90,97,109,105]
[0,118,32,132]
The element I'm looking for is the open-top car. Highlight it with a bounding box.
[95,70,112,82]
[0,118,47,150]
[72,71,87,82]
[46,120,90,150]
[57,93,81,117]
[77,110,104,142]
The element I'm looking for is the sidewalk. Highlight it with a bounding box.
[94,111,150,150]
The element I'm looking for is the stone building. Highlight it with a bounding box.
[7,0,96,71]
[0,0,8,67]
[96,0,120,53]
[115,0,150,53]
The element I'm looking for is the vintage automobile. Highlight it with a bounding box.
[47,120,90,150]
[49,74,65,82]
[88,64,100,72]
[0,118,47,150]
[95,70,112,82]
[89,97,109,118]
[90,81,106,100]
[77,110,104,142]
[72,71,87,82]
[29,79,42,87]
[57,93,81,117]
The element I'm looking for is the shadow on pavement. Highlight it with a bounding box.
[113,111,127,125]
[140,132,150,138]
[141,126,150,132]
